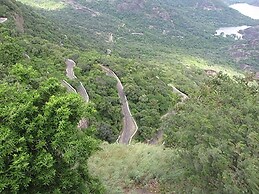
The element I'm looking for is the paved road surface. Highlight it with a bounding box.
[0,18,7,23]
[168,84,189,102]
[65,59,89,103]
[77,82,89,103]
[100,65,138,144]
[62,80,77,93]
[149,84,189,145]
[65,59,76,79]
[64,59,90,129]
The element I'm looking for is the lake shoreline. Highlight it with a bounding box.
[215,3,259,39]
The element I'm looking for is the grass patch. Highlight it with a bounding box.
[88,143,180,194]
[181,56,244,77]
[17,0,66,10]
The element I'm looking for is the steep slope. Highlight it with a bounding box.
[1,0,259,193]
[0,1,106,193]
[17,0,259,62]
[11,0,258,142]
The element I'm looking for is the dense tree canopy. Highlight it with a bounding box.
[0,63,103,193]
[164,74,259,193]
[1,0,259,193]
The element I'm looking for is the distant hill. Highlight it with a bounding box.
[1,1,259,193]
[14,0,258,68]
[223,0,259,6]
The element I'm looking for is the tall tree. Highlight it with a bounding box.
[0,65,103,193]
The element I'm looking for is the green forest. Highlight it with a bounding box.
[0,0,258,193]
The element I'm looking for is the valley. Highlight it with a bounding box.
[0,0,259,193]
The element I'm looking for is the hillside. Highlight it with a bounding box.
[1,0,259,193]
[224,0,259,6]
[15,0,259,73]
[16,0,259,66]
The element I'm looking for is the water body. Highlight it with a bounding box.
[230,3,259,20]
[215,3,259,39]
[215,25,250,39]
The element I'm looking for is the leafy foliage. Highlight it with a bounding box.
[164,74,259,193]
[0,58,105,193]
[1,0,259,193]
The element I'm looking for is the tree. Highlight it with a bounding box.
[164,74,259,193]
[0,73,104,193]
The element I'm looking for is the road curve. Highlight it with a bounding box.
[62,80,77,93]
[65,59,77,79]
[149,84,189,145]
[77,82,90,103]
[100,65,138,145]
[64,59,90,129]
[0,18,7,23]
[64,59,89,103]
[168,84,189,103]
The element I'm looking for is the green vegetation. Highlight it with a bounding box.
[89,74,259,194]
[164,74,259,193]
[17,0,66,10]
[0,76,103,193]
[88,143,178,194]
[17,0,259,69]
[1,0,259,193]
[0,25,104,193]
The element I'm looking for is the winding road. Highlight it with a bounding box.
[100,65,138,145]
[0,17,7,23]
[65,59,77,79]
[168,84,189,103]
[62,80,77,93]
[149,84,189,145]
[64,59,89,103]
[64,60,137,143]
[64,59,186,145]
[64,59,90,129]
[77,82,90,103]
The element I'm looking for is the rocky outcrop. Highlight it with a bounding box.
[117,0,145,12]
[13,14,24,33]
[242,26,259,41]
[205,69,218,76]
[63,0,100,16]
[230,26,259,70]
[152,7,170,20]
